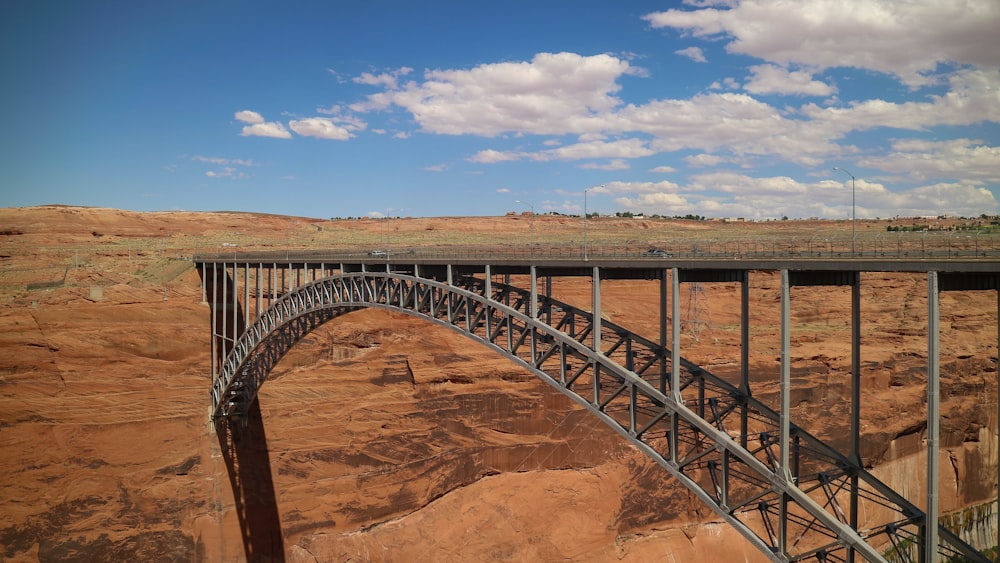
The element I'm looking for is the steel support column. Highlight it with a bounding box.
[660,271,667,395]
[671,267,681,402]
[592,266,601,353]
[780,270,791,480]
[741,270,750,450]
[211,264,217,383]
[849,271,861,563]
[531,265,538,363]
[780,268,792,557]
[926,271,940,561]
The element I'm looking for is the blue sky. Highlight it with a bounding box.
[2,0,998,220]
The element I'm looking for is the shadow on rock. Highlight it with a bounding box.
[216,401,285,562]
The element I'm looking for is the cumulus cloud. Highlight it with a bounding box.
[352,52,634,136]
[288,117,353,140]
[580,159,630,171]
[650,165,677,173]
[235,111,292,139]
[602,172,998,219]
[744,64,836,96]
[234,110,264,124]
[354,67,413,89]
[801,68,1000,136]
[643,0,1000,87]
[676,46,707,63]
[241,122,292,139]
[859,138,1000,182]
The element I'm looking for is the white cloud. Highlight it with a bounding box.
[650,165,677,173]
[801,68,1000,135]
[615,191,691,212]
[289,117,353,140]
[859,138,1000,182]
[601,172,998,219]
[234,110,293,138]
[744,64,835,96]
[684,153,728,167]
[643,0,1000,87]
[192,155,255,166]
[468,149,522,164]
[353,52,633,136]
[240,121,292,139]
[580,159,630,171]
[424,163,449,172]
[235,110,264,124]
[469,138,654,164]
[354,67,413,89]
[193,155,255,179]
[676,46,707,63]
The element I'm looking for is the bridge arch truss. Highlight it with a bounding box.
[196,256,998,563]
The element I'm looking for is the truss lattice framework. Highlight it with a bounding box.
[203,269,987,563]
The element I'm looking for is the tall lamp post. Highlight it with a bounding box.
[833,167,857,255]
[583,185,603,261]
[515,200,534,257]
[583,189,589,260]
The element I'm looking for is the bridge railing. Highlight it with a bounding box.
[195,231,1000,262]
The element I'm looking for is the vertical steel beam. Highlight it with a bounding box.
[849,271,861,563]
[243,263,250,325]
[926,271,940,560]
[484,265,491,298]
[780,268,791,558]
[530,266,538,319]
[211,264,217,383]
[231,263,238,355]
[530,265,538,363]
[200,262,207,304]
[545,274,552,326]
[660,271,668,395]
[447,264,454,323]
[485,265,492,340]
[255,264,262,321]
[741,270,750,450]
[671,267,681,402]
[741,270,750,392]
[270,264,276,308]
[221,263,227,363]
[592,266,601,407]
[670,268,680,466]
[592,266,601,353]
[780,269,791,481]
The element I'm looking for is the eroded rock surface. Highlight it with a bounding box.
[0,207,995,561]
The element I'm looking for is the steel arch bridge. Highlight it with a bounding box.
[196,255,998,563]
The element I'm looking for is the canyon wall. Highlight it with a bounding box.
[0,207,996,561]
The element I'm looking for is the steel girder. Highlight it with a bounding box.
[207,270,987,563]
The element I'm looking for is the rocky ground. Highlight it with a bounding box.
[0,206,996,562]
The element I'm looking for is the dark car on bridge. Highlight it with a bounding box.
[643,248,671,257]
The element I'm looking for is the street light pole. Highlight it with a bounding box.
[833,167,857,255]
[583,189,589,261]
[515,200,534,257]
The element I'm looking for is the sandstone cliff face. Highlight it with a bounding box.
[0,207,996,561]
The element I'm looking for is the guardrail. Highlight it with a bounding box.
[194,231,1000,262]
